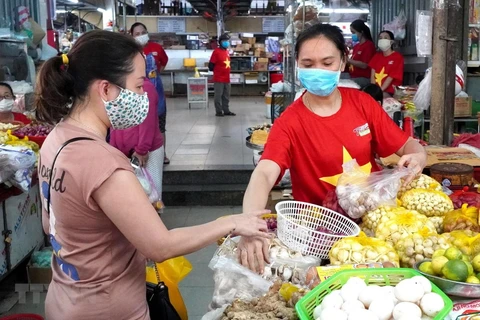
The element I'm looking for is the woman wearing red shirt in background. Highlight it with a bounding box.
[0,82,31,124]
[369,30,404,98]
[130,22,171,164]
[348,20,376,87]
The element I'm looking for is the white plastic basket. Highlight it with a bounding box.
[275,201,360,259]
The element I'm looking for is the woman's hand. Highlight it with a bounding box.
[231,210,270,238]
[133,152,149,167]
[398,151,427,184]
[237,235,271,274]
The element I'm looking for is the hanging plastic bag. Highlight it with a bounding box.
[146,257,193,320]
[383,8,407,40]
[336,160,411,219]
[0,145,36,192]
[416,10,433,57]
[413,68,432,112]
[133,164,160,204]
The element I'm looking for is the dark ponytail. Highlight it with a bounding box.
[35,30,143,124]
[350,19,373,42]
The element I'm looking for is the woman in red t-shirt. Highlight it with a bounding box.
[348,20,376,87]
[368,30,404,97]
[0,82,31,124]
[237,24,427,272]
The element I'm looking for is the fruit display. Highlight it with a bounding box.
[449,187,480,209]
[428,216,444,234]
[401,188,454,217]
[329,233,400,267]
[13,123,53,138]
[250,129,269,146]
[360,206,408,237]
[311,275,446,320]
[397,174,442,198]
[443,204,479,232]
[375,210,437,247]
[0,122,22,131]
[0,131,7,144]
[395,232,451,268]
[441,230,480,257]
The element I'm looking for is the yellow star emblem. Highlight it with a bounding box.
[319,147,372,187]
[374,67,388,86]
[224,59,230,68]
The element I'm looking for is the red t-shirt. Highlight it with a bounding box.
[209,48,231,83]
[368,51,404,95]
[349,40,376,79]
[13,112,31,124]
[143,41,168,71]
[261,88,409,205]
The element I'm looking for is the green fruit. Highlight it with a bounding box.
[467,276,480,284]
[462,254,471,263]
[472,254,480,272]
[445,247,463,260]
[432,256,449,275]
[442,259,469,282]
[433,249,446,259]
[465,261,475,276]
[419,261,435,275]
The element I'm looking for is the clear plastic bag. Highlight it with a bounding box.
[336,160,411,219]
[416,10,433,57]
[0,145,36,192]
[383,8,407,40]
[133,165,160,204]
[413,67,432,112]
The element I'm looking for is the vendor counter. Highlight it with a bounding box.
[0,181,44,281]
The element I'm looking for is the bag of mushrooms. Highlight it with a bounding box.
[336,160,411,220]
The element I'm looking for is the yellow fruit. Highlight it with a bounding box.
[442,259,469,282]
[462,255,471,263]
[419,261,435,275]
[465,261,475,276]
[467,276,480,284]
[432,256,449,275]
[445,247,463,260]
[432,249,446,258]
[472,254,480,272]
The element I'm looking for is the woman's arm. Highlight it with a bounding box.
[370,69,376,84]
[396,137,427,183]
[94,170,269,262]
[349,59,368,70]
[381,77,394,92]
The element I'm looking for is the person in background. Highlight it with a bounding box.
[110,78,164,205]
[368,30,404,98]
[348,20,376,87]
[0,82,31,124]
[361,83,383,106]
[35,30,269,319]
[130,22,170,164]
[209,33,236,117]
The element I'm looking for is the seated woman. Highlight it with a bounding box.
[0,82,31,124]
[368,30,404,98]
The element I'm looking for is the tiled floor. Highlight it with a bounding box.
[0,206,242,320]
[164,95,268,170]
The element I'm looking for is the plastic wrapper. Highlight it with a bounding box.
[31,247,53,268]
[329,232,400,267]
[382,97,402,117]
[383,8,407,40]
[132,165,160,204]
[443,204,479,232]
[395,231,451,267]
[336,160,411,219]
[442,230,480,256]
[397,173,442,198]
[447,299,480,320]
[0,145,36,192]
[322,189,356,223]
[375,210,437,247]
[428,216,444,234]
[401,188,454,217]
[449,187,480,209]
[360,205,406,237]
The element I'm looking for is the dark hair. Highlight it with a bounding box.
[350,20,373,42]
[295,24,347,59]
[361,84,383,106]
[35,30,143,124]
[0,82,14,97]
[379,30,395,50]
[219,33,230,41]
[130,22,147,35]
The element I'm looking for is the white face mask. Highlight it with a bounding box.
[0,99,14,112]
[135,34,149,46]
[378,39,393,52]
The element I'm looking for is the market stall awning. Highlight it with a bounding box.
[187,0,253,20]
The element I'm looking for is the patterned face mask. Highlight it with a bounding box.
[103,86,149,130]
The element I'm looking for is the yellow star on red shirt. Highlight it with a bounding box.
[224,58,230,69]
[319,147,372,187]
[375,67,388,86]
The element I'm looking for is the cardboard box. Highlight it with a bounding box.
[254,62,268,71]
[455,96,473,117]
[254,43,265,48]
[266,190,293,212]
[234,45,245,52]
[246,37,256,45]
[243,43,252,51]
[27,264,52,284]
[258,58,269,63]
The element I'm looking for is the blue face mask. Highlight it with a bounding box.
[298,66,342,97]
[351,34,359,42]
[221,40,229,48]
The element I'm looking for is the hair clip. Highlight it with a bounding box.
[61,54,69,70]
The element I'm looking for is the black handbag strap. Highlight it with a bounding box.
[47,137,95,216]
